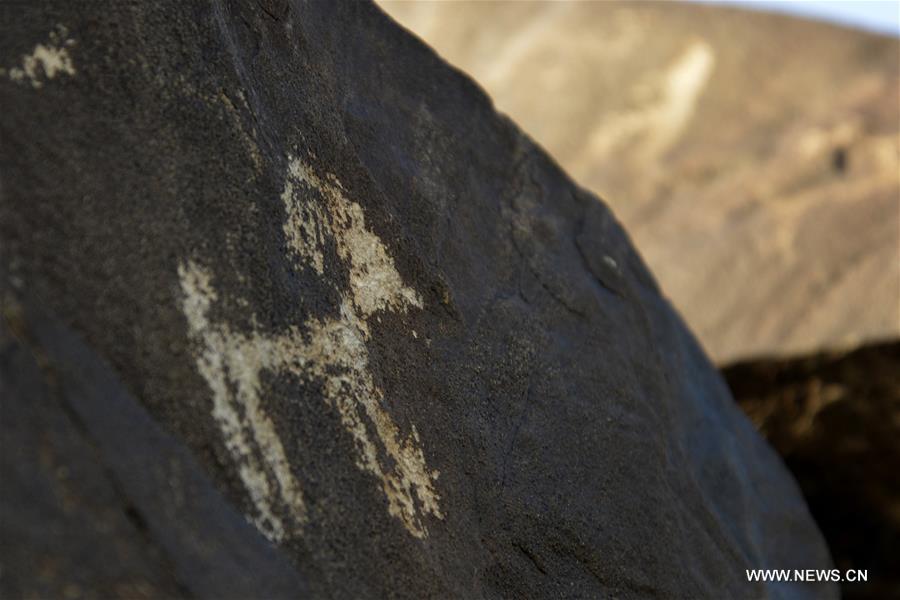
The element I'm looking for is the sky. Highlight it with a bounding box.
[690,1,900,36]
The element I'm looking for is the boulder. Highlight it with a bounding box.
[0,297,308,599]
[1,2,833,598]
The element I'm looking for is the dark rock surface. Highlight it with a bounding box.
[1,1,833,598]
[0,294,308,599]
[724,341,900,600]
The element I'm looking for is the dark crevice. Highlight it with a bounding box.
[515,543,548,576]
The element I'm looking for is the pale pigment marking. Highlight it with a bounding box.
[283,157,423,321]
[278,156,438,536]
[281,170,327,274]
[585,40,715,162]
[178,262,307,543]
[603,255,618,270]
[179,157,441,540]
[297,301,442,537]
[2,25,76,88]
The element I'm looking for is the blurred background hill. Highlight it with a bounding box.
[379,0,899,364]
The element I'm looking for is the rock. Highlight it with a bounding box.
[379,1,900,363]
[724,341,900,600]
[1,2,833,598]
[0,295,308,599]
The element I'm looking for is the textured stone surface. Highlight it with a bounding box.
[0,295,308,599]
[380,0,900,363]
[724,341,900,600]
[2,2,833,598]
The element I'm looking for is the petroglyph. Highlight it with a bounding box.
[281,161,327,275]
[2,25,76,88]
[178,262,308,542]
[179,156,441,541]
[282,157,423,321]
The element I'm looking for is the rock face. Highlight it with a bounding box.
[379,1,900,363]
[1,2,833,598]
[0,299,308,599]
[724,341,900,600]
